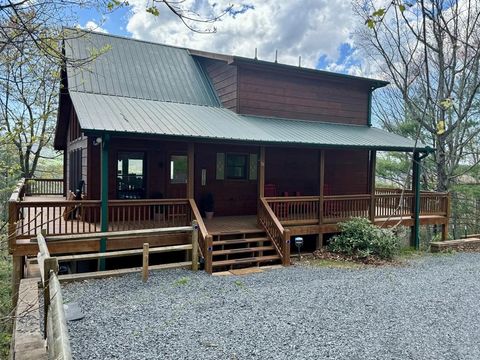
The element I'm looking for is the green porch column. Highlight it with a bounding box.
[411,151,421,249]
[99,133,110,270]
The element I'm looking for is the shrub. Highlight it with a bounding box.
[328,217,400,260]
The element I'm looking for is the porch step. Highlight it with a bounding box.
[212,255,281,268]
[213,237,269,246]
[212,246,275,256]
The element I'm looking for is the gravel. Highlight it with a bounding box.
[62,253,480,360]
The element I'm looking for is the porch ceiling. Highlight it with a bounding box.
[70,91,430,152]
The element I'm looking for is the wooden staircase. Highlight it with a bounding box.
[210,229,281,271]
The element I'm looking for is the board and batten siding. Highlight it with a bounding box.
[65,109,88,195]
[199,58,238,111]
[236,65,370,125]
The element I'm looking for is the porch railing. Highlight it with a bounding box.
[25,178,64,196]
[264,191,449,227]
[258,198,290,265]
[10,196,192,241]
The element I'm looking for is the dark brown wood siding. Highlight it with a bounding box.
[194,143,258,216]
[65,109,88,195]
[265,148,320,196]
[324,149,369,195]
[199,58,237,110]
[237,65,370,125]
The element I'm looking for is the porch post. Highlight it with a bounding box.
[369,150,376,223]
[259,146,265,198]
[187,143,194,199]
[99,133,110,271]
[411,151,421,249]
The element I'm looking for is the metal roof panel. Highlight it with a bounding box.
[70,92,428,151]
[64,30,220,107]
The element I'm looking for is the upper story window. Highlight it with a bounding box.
[226,154,248,180]
[117,152,145,199]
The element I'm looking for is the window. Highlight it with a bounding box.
[226,154,248,179]
[170,155,188,184]
[117,152,145,199]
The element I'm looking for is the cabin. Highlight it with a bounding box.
[8,30,450,286]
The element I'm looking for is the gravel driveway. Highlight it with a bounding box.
[62,253,480,360]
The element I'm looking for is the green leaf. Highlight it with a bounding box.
[365,19,376,29]
[398,4,406,12]
[146,6,160,16]
[372,8,386,17]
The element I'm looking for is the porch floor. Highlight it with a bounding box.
[204,215,260,235]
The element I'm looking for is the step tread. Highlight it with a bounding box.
[213,237,269,246]
[212,255,280,267]
[212,246,275,256]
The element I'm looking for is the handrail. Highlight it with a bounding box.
[258,197,290,265]
[37,231,72,360]
[188,199,209,259]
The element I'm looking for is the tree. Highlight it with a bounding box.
[0,1,232,64]
[0,31,58,179]
[355,0,480,192]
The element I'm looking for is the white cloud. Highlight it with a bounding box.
[82,21,108,34]
[125,0,362,69]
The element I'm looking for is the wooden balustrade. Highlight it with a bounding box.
[264,191,450,226]
[25,178,64,196]
[419,192,449,216]
[108,199,191,231]
[375,193,414,218]
[323,195,371,223]
[258,198,290,265]
[12,198,192,240]
[265,196,319,225]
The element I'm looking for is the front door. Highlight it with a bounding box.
[166,153,188,198]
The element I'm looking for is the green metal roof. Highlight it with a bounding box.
[63,29,219,106]
[70,91,428,151]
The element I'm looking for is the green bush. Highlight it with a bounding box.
[329,217,400,260]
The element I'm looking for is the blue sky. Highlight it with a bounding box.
[75,1,367,76]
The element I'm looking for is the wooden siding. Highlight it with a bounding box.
[237,65,370,124]
[265,148,320,196]
[194,143,258,216]
[65,109,88,195]
[199,58,238,111]
[324,149,369,195]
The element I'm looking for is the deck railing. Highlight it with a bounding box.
[258,198,290,265]
[10,197,193,241]
[264,191,449,227]
[25,178,64,196]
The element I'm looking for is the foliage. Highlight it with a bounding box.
[329,218,400,260]
[356,0,480,192]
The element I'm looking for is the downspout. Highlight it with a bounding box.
[99,133,110,270]
[412,150,430,249]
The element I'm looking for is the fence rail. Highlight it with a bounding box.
[37,231,72,360]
